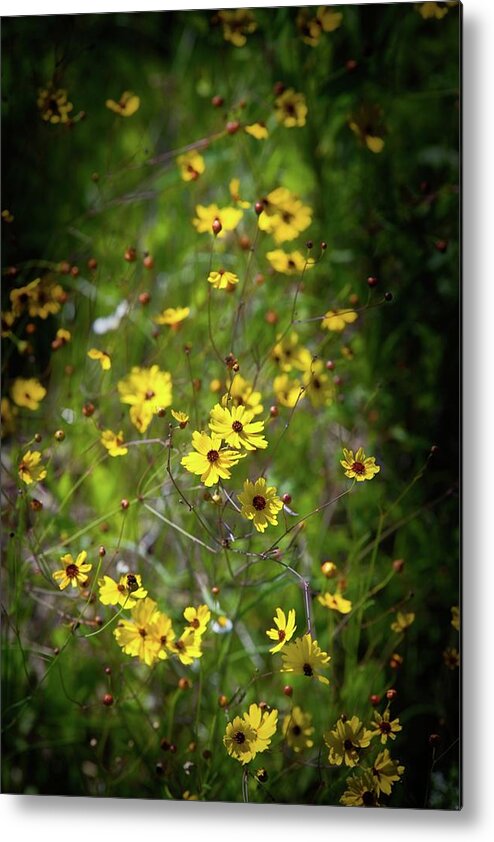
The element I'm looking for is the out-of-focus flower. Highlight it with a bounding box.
[271,332,312,373]
[266,608,297,654]
[153,306,190,329]
[1,209,14,223]
[349,104,385,153]
[105,91,140,117]
[208,269,239,290]
[273,374,304,408]
[258,188,312,244]
[229,178,251,208]
[302,360,335,408]
[11,377,46,410]
[451,605,460,631]
[371,749,405,795]
[100,430,128,457]
[18,450,47,485]
[274,89,308,128]
[244,122,268,140]
[218,9,257,47]
[177,150,205,181]
[340,447,381,482]
[340,770,379,807]
[297,6,343,46]
[266,249,314,275]
[88,348,111,370]
[318,591,352,615]
[118,365,172,433]
[37,85,74,124]
[225,375,263,416]
[322,308,358,331]
[53,551,92,590]
[10,278,65,319]
[324,716,374,767]
[193,204,243,236]
[1,397,18,437]
[238,477,283,533]
[283,706,314,752]
[417,2,456,20]
[443,647,460,669]
[390,611,415,633]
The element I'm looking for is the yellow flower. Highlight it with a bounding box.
[324,716,374,767]
[229,178,251,208]
[349,104,385,153]
[371,749,405,795]
[28,279,65,319]
[273,374,304,408]
[451,605,460,631]
[150,611,176,660]
[18,450,47,485]
[118,365,173,433]
[238,477,283,533]
[259,187,312,244]
[245,703,278,753]
[417,2,453,20]
[100,429,128,457]
[266,608,297,653]
[321,308,358,331]
[183,604,211,636]
[114,598,162,666]
[105,91,140,117]
[180,431,245,487]
[37,86,73,123]
[10,279,41,316]
[244,122,268,140]
[302,360,335,408]
[282,706,314,752]
[53,551,92,590]
[171,409,189,428]
[340,770,379,807]
[274,88,308,128]
[209,403,267,451]
[266,249,314,275]
[193,204,243,237]
[223,703,278,765]
[182,791,199,800]
[390,611,415,633]
[218,9,257,47]
[317,591,352,615]
[226,374,263,416]
[98,573,147,608]
[297,6,342,46]
[170,628,203,665]
[1,398,18,437]
[177,150,205,182]
[340,447,381,482]
[2,209,14,223]
[443,647,460,669]
[153,306,190,328]
[370,710,402,745]
[55,328,71,345]
[11,377,46,410]
[1,310,16,337]
[208,269,239,290]
[88,348,111,370]
[280,634,331,685]
[271,332,312,373]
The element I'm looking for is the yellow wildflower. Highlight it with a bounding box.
[100,429,128,457]
[114,598,161,666]
[171,409,189,428]
[349,103,385,153]
[170,628,203,665]
[340,770,379,807]
[259,187,312,244]
[370,710,402,745]
[224,703,278,765]
[88,348,111,370]
[11,377,46,410]
[390,611,415,633]
[321,308,358,331]
[274,88,308,128]
[238,477,283,533]
[273,374,304,408]
[209,403,267,451]
[229,178,251,208]
[266,249,314,275]
[302,359,335,408]
[183,604,211,636]
[18,450,47,485]
[177,150,205,182]
[55,328,71,345]
[98,573,147,608]
[218,9,257,47]
[297,6,343,46]
[451,605,460,631]
[208,269,239,290]
[271,332,312,373]
[280,634,331,685]
[266,608,297,653]
[225,374,263,416]
[244,122,268,140]
[318,591,352,615]
[417,2,453,20]
[340,447,381,481]
[37,85,73,123]
[2,209,14,223]
[282,706,314,752]
[105,91,140,117]
[371,749,405,795]
[180,431,245,486]
[324,716,374,767]
[153,306,190,328]
[150,612,176,660]
[118,365,173,433]
[193,204,243,237]
[53,551,92,590]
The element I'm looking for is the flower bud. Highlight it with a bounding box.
[143,254,154,270]
[367,275,378,288]
[139,291,151,305]
[102,693,114,706]
[87,258,98,271]
[226,120,240,135]
[212,217,222,236]
[256,768,268,783]
[211,95,224,108]
[178,677,191,691]
[120,498,130,510]
[283,685,293,697]
[386,688,398,701]
[82,402,95,417]
[124,247,137,262]
[384,291,393,302]
[370,694,381,706]
[255,201,264,216]
[325,360,335,371]
[54,429,65,442]
[270,405,279,418]
[321,561,337,578]
[218,694,228,708]
[392,558,405,573]
[282,493,292,505]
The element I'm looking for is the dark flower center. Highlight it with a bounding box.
[380,721,392,734]
[278,630,286,641]
[362,791,375,807]
[344,739,356,751]
[175,640,185,651]
[352,461,366,475]
[313,378,321,390]
[66,564,79,579]
[282,210,294,223]
[253,495,266,511]
[292,725,302,736]
[126,574,139,592]
[160,635,168,644]
[145,390,155,400]
[207,449,219,463]
[191,618,200,629]
[288,259,296,269]
[139,628,147,638]
[233,731,246,744]
[303,663,313,677]
[232,420,243,432]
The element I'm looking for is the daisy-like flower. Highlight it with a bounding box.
[266,608,297,654]
[340,447,381,482]
[297,6,343,46]
[340,770,379,807]
[371,749,405,796]
[259,188,312,244]
[208,269,239,290]
[266,249,314,275]
[324,716,374,767]
[53,551,92,590]
[193,204,243,237]
[283,706,314,752]
[274,88,308,128]
[238,477,283,533]
[244,122,268,140]
[54,328,71,347]
[183,604,211,636]
[281,634,331,685]
[218,9,257,47]
[177,150,205,182]
[390,611,415,633]
[443,647,460,669]
[271,332,312,373]
[105,91,140,117]
[118,365,173,433]
[11,377,46,410]
[181,431,245,487]
[2,209,14,223]
[209,403,267,451]
[302,360,335,408]
[1,397,18,437]
[114,598,162,666]
[273,374,304,408]
[100,430,128,457]
[18,450,47,485]
[229,178,251,209]
[349,104,385,153]
[171,410,189,428]
[98,573,147,608]
[370,710,402,745]
[226,374,264,416]
[149,611,176,660]
[88,348,111,370]
[10,279,40,316]
[317,591,352,615]
[244,704,278,755]
[37,85,74,124]
[153,306,190,329]
[451,605,460,631]
[417,1,454,20]
[223,716,259,765]
[170,628,203,665]
[322,308,358,331]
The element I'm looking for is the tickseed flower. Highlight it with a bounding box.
[153,306,190,328]
[105,91,140,117]
[180,431,245,487]
[321,308,358,331]
[177,150,205,182]
[281,634,331,685]
[1,398,18,437]
[451,605,460,631]
[341,447,381,482]
[225,374,264,416]
[2,209,14,223]
[170,628,203,665]
[238,477,283,533]
[302,360,334,408]
[371,749,405,796]
[297,6,343,47]
[150,611,176,660]
[443,647,460,669]
[271,332,312,373]
[417,2,455,19]
[266,249,314,275]
[273,374,304,408]
[11,377,46,410]
[118,365,172,433]
[259,187,312,244]
[114,598,161,666]
[266,608,297,653]
[283,706,314,752]
[318,591,352,615]
[171,409,189,428]
[101,430,128,457]
[208,269,239,290]
[349,103,385,153]
[10,278,60,318]
[390,611,415,633]
[324,716,374,767]
[224,703,278,765]
[184,604,211,636]
[370,710,402,744]
[244,122,268,140]
[218,9,257,47]
[340,770,379,807]
[274,88,308,128]
[55,328,71,346]
[18,450,47,485]
[229,178,251,208]
[98,573,147,608]
[209,403,267,451]
[88,348,111,370]
[193,204,243,237]
[37,85,73,123]
[53,551,92,590]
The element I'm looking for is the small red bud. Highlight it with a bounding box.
[429,733,441,746]
[346,59,358,72]
[59,260,71,275]
[138,291,151,305]
[320,241,328,250]
[333,375,343,386]
[226,120,240,135]
[386,688,398,701]
[102,693,114,706]
[98,546,106,557]
[370,694,381,706]
[124,247,137,262]
[239,234,251,251]
[178,677,190,690]
[212,217,222,236]
[306,240,313,249]
[384,291,393,302]
[120,498,130,510]
[218,694,228,708]
[254,201,264,215]
[270,405,279,418]
[265,310,278,325]
[325,360,335,371]
[34,433,42,443]
[104,666,111,674]
[82,402,95,417]
[282,493,292,505]
[434,239,448,253]
[70,266,79,278]
[283,685,293,697]
[367,276,378,288]
[392,558,405,573]
[87,258,98,271]
[274,81,285,96]
[143,254,154,270]
[211,95,224,108]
